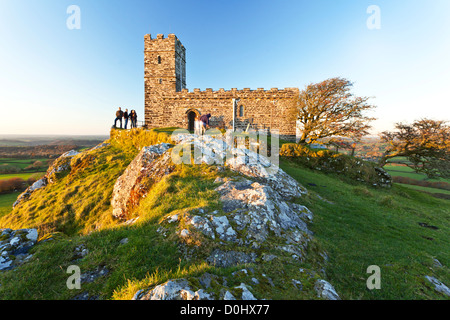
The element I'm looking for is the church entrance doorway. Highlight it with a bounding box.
[187,110,197,132]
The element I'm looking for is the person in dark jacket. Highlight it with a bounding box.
[130,110,138,128]
[114,107,124,128]
[123,109,129,129]
[199,113,211,134]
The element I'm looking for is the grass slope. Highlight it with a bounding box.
[281,158,449,299]
[0,129,448,300]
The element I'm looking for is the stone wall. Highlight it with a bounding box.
[144,34,299,140]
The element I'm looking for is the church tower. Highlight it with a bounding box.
[144,34,186,127]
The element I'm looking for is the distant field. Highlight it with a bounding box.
[396,183,450,195]
[0,158,49,174]
[384,162,450,198]
[385,164,450,183]
[0,172,46,181]
[386,156,411,164]
[0,158,49,168]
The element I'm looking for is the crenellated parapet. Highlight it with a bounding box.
[160,87,299,100]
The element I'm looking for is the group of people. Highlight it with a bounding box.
[114,107,138,129]
[113,107,212,133]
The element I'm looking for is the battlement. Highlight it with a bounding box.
[171,87,299,98]
[144,34,185,49]
[144,33,177,40]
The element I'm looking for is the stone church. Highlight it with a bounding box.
[144,34,299,140]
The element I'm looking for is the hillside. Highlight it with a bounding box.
[0,128,448,301]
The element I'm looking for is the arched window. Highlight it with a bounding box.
[159,79,162,84]
[239,105,244,117]
[157,56,161,64]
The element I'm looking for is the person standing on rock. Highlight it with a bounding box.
[130,110,137,128]
[123,108,129,129]
[114,107,124,129]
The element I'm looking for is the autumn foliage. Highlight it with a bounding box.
[293,77,376,144]
[380,119,450,178]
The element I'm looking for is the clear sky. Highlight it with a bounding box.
[1,0,449,136]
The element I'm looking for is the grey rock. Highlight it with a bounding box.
[207,249,257,268]
[132,289,145,300]
[223,291,236,300]
[292,279,303,290]
[432,258,443,268]
[180,229,190,238]
[262,254,277,262]
[235,283,257,300]
[72,292,99,300]
[139,279,212,301]
[0,256,12,271]
[425,276,450,297]
[210,215,237,242]
[112,143,174,219]
[0,228,38,271]
[25,229,39,242]
[314,279,340,300]
[186,215,215,239]
[80,266,109,284]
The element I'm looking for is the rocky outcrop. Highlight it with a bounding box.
[136,279,213,300]
[133,273,258,301]
[425,276,450,297]
[13,149,80,208]
[0,228,38,271]
[129,134,338,300]
[171,133,308,199]
[111,143,174,219]
[314,279,341,300]
[12,144,112,209]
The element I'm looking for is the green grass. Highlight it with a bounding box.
[280,158,449,300]
[396,183,450,195]
[0,145,136,236]
[0,158,49,170]
[0,172,46,181]
[384,164,450,183]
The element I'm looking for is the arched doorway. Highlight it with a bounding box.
[187,110,197,132]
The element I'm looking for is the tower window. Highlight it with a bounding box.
[239,105,244,117]
[157,56,161,64]
[159,79,162,84]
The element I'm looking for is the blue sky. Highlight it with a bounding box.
[1,0,449,136]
